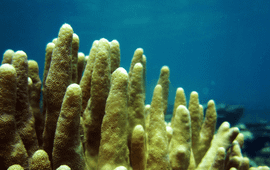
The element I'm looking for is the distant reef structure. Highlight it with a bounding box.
[1,23,269,170]
[215,104,244,127]
[166,103,245,128]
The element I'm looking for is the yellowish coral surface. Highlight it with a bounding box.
[0,23,268,170]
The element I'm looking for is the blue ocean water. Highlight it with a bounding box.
[0,0,269,123]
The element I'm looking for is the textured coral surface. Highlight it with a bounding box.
[1,23,269,170]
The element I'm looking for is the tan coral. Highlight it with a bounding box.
[157,65,170,115]
[79,40,99,115]
[83,38,111,170]
[146,85,170,170]
[169,105,191,170]
[196,122,240,170]
[43,23,74,160]
[97,67,129,170]
[52,84,85,170]
[77,52,86,84]
[1,23,270,170]
[12,51,39,158]
[171,87,187,128]
[127,62,145,151]
[110,40,120,73]
[28,60,43,147]
[30,149,51,170]
[0,64,28,169]
[2,49,14,64]
[71,33,80,83]
[130,124,147,170]
[7,164,24,170]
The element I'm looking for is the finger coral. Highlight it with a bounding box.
[1,23,269,170]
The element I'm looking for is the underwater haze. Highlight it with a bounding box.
[1,0,269,123]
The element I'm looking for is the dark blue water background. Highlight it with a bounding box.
[1,0,269,123]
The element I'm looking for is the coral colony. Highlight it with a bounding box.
[0,23,269,170]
